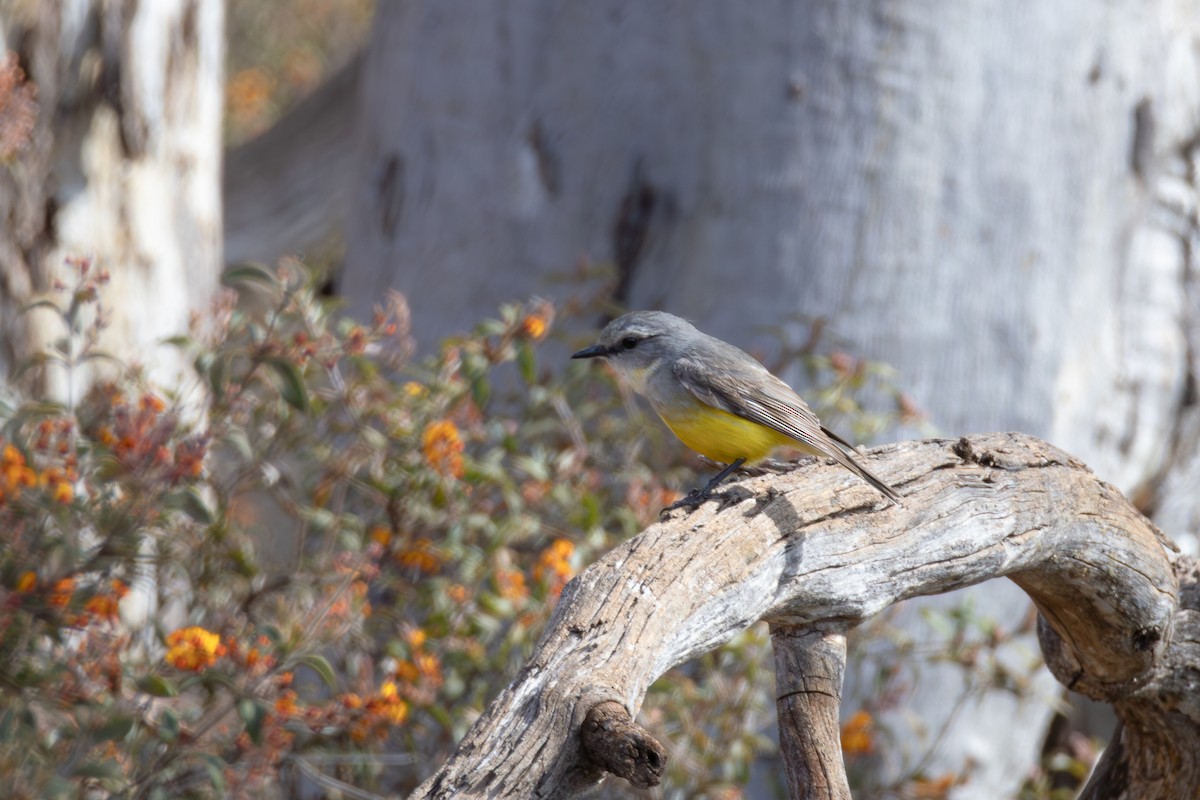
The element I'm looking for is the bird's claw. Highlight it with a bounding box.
[660,488,712,516]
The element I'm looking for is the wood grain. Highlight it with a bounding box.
[406,433,1189,799]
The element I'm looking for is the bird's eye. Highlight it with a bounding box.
[621,336,639,350]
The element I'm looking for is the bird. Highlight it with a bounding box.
[571,310,902,508]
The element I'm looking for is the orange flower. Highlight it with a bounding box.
[348,721,370,742]
[49,577,75,608]
[840,710,875,756]
[373,679,409,724]
[405,628,427,650]
[245,648,262,667]
[140,393,166,414]
[422,419,464,478]
[446,583,470,604]
[395,660,420,684]
[415,652,443,687]
[83,595,115,621]
[495,568,528,602]
[369,525,393,548]
[51,481,73,503]
[908,773,960,799]
[165,626,227,671]
[397,537,440,573]
[15,571,36,593]
[41,466,74,503]
[173,436,208,478]
[519,311,549,341]
[1,443,37,498]
[275,690,300,717]
[534,538,576,597]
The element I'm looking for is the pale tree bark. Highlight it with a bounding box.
[334,3,1200,792]
[407,433,1191,800]
[0,0,223,392]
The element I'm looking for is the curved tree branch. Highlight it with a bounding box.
[407,433,1188,799]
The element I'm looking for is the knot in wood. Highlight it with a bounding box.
[580,700,667,789]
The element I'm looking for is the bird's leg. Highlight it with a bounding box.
[662,458,746,514]
[697,457,746,494]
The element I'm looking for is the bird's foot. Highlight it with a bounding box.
[659,458,746,517]
[660,487,715,516]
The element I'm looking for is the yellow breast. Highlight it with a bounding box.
[658,405,792,465]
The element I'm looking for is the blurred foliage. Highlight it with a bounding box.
[225,0,375,144]
[839,601,1052,800]
[0,258,1059,798]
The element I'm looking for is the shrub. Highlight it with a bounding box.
[3,258,1019,800]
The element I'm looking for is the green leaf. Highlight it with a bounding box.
[238,698,266,745]
[137,675,179,698]
[80,350,119,365]
[479,319,508,336]
[517,341,537,383]
[193,350,214,383]
[165,487,214,524]
[208,354,228,397]
[200,754,227,795]
[297,505,336,531]
[267,357,310,412]
[295,654,337,692]
[157,709,179,742]
[221,427,254,462]
[71,759,123,780]
[95,715,135,741]
[221,262,277,288]
[470,375,490,409]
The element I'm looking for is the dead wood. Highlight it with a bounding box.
[406,433,1189,799]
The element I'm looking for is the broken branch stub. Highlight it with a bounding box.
[407,433,1186,799]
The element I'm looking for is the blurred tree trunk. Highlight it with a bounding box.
[0,0,223,393]
[223,53,360,268]
[339,2,1200,795]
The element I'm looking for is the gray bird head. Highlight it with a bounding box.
[571,311,697,391]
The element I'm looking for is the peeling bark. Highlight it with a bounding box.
[0,1,223,391]
[405,433,1190,799]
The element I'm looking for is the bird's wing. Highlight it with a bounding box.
[672,348,902,505]
[671,347,827,449]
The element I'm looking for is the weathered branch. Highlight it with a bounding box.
[407,433,1187,799]
[579,701,666,788]
[771,625,850,800]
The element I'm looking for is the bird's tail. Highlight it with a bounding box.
[820,426,904,507]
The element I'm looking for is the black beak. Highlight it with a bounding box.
[571,343,611,359]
